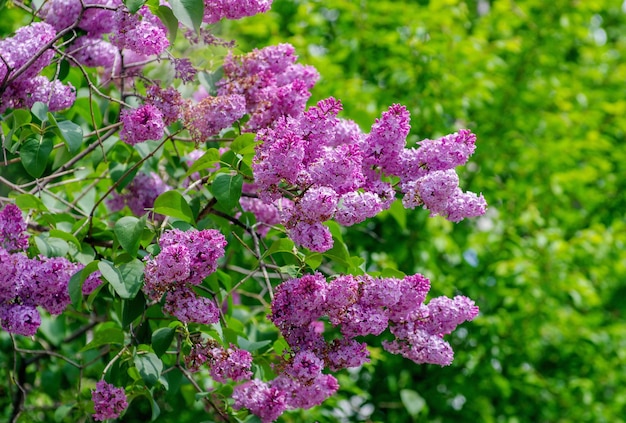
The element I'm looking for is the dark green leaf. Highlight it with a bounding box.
[20,136,53,178]
[68,261,100,308]
[134,353,163,386]
[152,327,175,357]
[57,120,83,153]
[212,173,243,210]
[124,0,146,13]
[114,215,146,257]
[153,191,195,224]
[98,259,144,299]
[155,5,178,44]
[169,0,204,32]
[31,102,49,122]
[80,327,124,352]
[122,292,145,328]
[184,148,220,177]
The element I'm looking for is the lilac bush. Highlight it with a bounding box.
[0,0,486,421]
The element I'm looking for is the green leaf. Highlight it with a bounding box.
[34,235,69,257]
[388,198,407,231]
[272,338,289,355]
[154,6,178,44]
[263,238,296,259]
[114,215,146,257]
[98,259,145,299]
[68,261,100,308]
[122,292,145,328]
[134,353,163,386]
[169,0,204,32]
[20,136,53,178]
[212,173,243,210]
[124,0,146,13]
[152,327,176,357]
[305,252,323,270]
[80,327,124,352]
[153,191,195,224]
[400,389,427,417]
[230,133,257,155]
[109,162,139,191]
[198,67,224,97]
[184,148,220,177]
[49,229,81,249]
[31,102,49,122]
[237,336,271,352]
[56,120,83,153]
[13,193,48,212]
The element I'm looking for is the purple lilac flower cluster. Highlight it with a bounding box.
[231,272,477,422]
[217,43,320,130]
[91,380,128,421]
[182,94,247,143]
[185,339,253,382]
[202,0,273,24]
[0,204,29,252]
[119,104,165,145]
[232,350,339,423]
[0,22,75,113]
[0,204,99,335]
[0,250,80,335]
[143,229,227,324]
[106,171,171,217]
[249,96,486,251]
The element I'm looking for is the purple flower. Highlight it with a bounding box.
[202,0,273,24]
[233,379,287,423]
[173,58,197,83]
[0,204,28,252]
[0,304,41,336]
[106,172,171,217]
[182,94,246,142]
[92,380,128,421]
[110,6,169,56]
[146,85,184,125]
[163,287,220,325]
[119,105,165,145]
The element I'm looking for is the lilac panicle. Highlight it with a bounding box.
[0,204,29,252]
[92,380,128,421]
[119,104,165,145]
[202,0,273,24]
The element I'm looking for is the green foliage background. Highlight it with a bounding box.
[223,1,626,422]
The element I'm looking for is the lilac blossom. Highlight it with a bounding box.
[0,304,41,336]
[146,85,184,125]
[218,44,319,130]
[182,94,246,143]
[110,6,169,56]
[106,171,171,217]
[92,380,128,421]
[233,379,287,423]
[142,229,226,325]
[68,36,120,80]
[202,0,273,24]
[0,204,28,252]
[119,104,165,145]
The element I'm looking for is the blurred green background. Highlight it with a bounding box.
[224,1,626,421]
